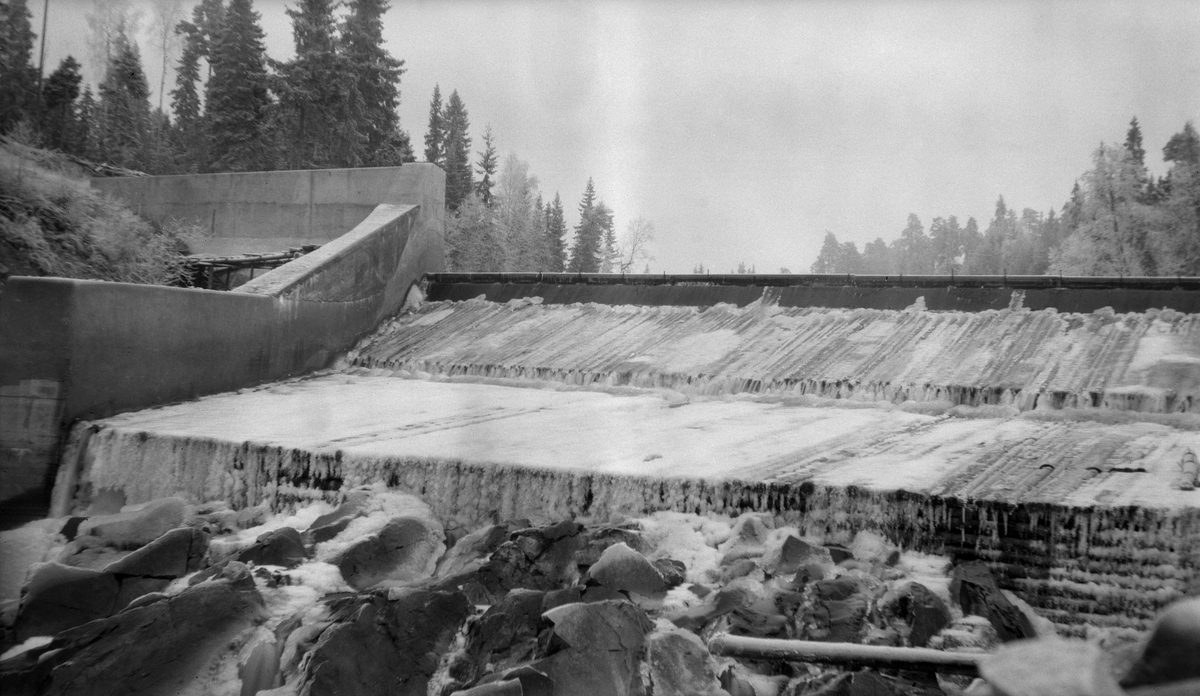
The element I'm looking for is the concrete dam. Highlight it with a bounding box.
[3,167,1198,653]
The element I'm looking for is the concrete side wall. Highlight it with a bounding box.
[92,164,444,255]
[2,166,444,522]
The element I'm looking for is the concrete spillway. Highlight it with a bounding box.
[58,290,1200,638]
[351,297,1200,413]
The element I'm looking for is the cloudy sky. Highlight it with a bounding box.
[31,0,1200,272]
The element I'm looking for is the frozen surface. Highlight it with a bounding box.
[346,299,1200,413]
[83,373,1198,510]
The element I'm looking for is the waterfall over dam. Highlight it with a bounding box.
[56,278,1200,638]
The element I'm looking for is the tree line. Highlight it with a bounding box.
[1,0,410,175]
[1,0,657,272]
[811,118,1200,277]
[424,85,654,273]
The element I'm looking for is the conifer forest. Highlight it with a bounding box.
[1,0,1197,276]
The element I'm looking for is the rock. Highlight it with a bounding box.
[825,544,853,564]
[585,542,665,596]
[720,666,759,696]
[492,666,555,696]
[653,559,687,588]
[542,586,584,612]
[334,516,443,591]
[80,498,187,550]
[114,576,172,611]
[304,500,364,545]
[950,562,1034,642]
[720,515,771,563]
[299,589,470,696]
[13,563,119,640]
[104,527,208,578]
[235,503,271,530]
[188,559,257,592]
[929,615,1001,653]
[775,536,831,576]
[897,582,951,648]
[645,628,726,696]
[980,638,1123,696]
[576,526,647,567]
[464,521,586,602]
[804,576,871,642]
[1120,596,1200,688]
[451,681,523,696]
[532,600,653,696]
[56,535,130,571]
[237,527,306,568]
[849,671,896,695]
[793,561,831,587]
[3,575,264,696]
[719,558,760,583]
[436,524,509,579]
[461,589,546,683]
[1001,589,1056,638]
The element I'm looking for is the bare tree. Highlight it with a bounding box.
[617,216,656,273]
[149,0,185,111]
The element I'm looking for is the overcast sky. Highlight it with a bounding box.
[31,0,1200,272]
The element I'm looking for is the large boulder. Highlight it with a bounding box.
[2,574,264,696]
[12,563,119,641]
[803,576,872,642]
[334,516,444,590]
[445,521,586,603]
[436,525,510,579]
[1120,596,1200,688]
[237,527,306,568]
[894,582,951,648]
[645,627,726,696]
[298,589,470,696]
[104,527,208,578]
[949,562,1034,642]
[78,498,186,550]
[446,589,547,690]
[719,515,771,564]
[531,600,653,696]
[585,543,665,597]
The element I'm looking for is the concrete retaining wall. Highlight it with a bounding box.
[1,166,444,523]
[92,165,442,255]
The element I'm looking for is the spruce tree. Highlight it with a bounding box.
[340,0,409,166]
[546,193,567,271]
[442,89,473,210]
[41,57,83,152]
[276,0,344,168]
[97,31,152,169]
[424,84,443,165]
[1125,117,1146,168]
[568,179,602,272]
[77,86,97,159]
[170,0,224,171]
[205,0,274,172]
[475,125,498,205]
[597,201,617,272]
[0,0,38,132]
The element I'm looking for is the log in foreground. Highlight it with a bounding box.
[708,634,984,676]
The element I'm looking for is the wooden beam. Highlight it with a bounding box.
[708,634,983,676]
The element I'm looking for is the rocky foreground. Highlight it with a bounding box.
[1,486,1197,696]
